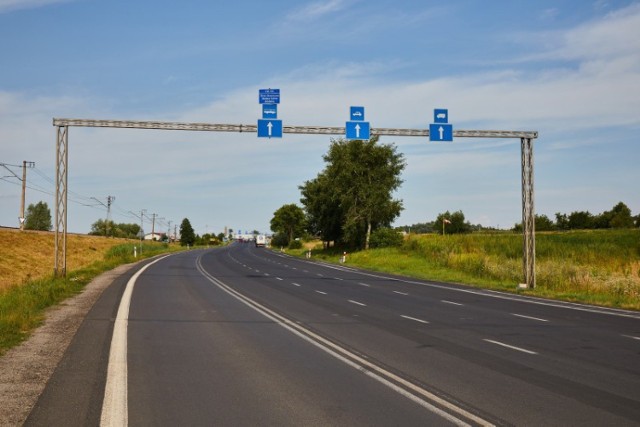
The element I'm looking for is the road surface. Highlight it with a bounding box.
[25,243,640,426]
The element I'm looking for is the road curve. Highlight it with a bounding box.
[25,243,640,426]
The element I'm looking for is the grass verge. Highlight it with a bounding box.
[286,230,640,310]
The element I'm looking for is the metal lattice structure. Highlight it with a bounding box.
[53,118,538,288]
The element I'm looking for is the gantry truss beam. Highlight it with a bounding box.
[53,118,538,140]
[53,118,537,289]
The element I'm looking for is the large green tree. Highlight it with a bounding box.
[179,218,196,246]
[270,203,305,246]
[24,201,52,231]
[300,136,405,249]
[436,210,470,235]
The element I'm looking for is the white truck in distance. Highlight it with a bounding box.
[255,235,266,247]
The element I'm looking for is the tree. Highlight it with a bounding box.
[555,212,569,231]
[270,204,305,246]
[89,219,140,238]
[608,202,634,228]
[436,210,469,234]
[300,136,405,249]
[24,201,52,231]
[568,211,594,230]
[535,214,555,231]
[179,218,196,246]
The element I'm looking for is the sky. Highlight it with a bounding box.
[1,0,639,236]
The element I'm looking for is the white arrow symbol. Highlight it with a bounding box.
[438,126,444,140]
[355,124,361,138]
[267,121,273,136]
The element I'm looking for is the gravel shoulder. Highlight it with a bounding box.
[0,263,134,426]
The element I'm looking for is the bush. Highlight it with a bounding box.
[271,233,289,248]
[369,227,404,248]
[288,239,303,249]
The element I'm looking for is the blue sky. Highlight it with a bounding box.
[1,0,639,236]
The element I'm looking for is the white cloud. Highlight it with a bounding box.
[0,0,71,13]
[285,0,350,22]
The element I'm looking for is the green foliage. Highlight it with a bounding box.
[89,219,141,238]
[369,227,404,248]
[270,204,306,246]
[24,201,52,231]
[436,210,470,234]
[288,239,303,249]
[179,218,196,246]
[300,136,406,249]
[271,233,289,248]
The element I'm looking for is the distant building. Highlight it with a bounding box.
[144,232,166,241]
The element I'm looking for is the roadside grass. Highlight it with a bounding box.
[288,229,640,310]
[0,234,182,355]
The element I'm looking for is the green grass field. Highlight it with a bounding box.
[295,229,640,310]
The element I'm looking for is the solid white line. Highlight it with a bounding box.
[315,290,327,295]
[358,282,371,287]
[442,300,463,306]
[401,315,429,324]
[483,339,538,355]
[511,313,548,322]
[100,255,170,427]
[291,282,301,287]
[196,257,488,426]
[622,334,640,341]
[393,291,409,296]
[348,299,367,307]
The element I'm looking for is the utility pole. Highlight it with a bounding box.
[151,213,157,239]
[167,220,172,242]
[19,161,35,230]
[139,209,146,254]
[105,195,115,236]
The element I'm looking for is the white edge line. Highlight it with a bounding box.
[622,334,640,341]
[100,255,171,427]
[401,315,429,324]
[483,339,538,355]
[195,256,489,427]
[511,313,548,322]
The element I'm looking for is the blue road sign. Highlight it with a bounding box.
[259,89,280,104]
[434,109,448,123]
[346,121,370,140]
[258,119,283,138]
[350,106,365,121]
[262,104,278,119]
[429,124,453,142]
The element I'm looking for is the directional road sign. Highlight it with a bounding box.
[259,89,280,104]
[262,104,278,119]
[350,106,365,121]
[434,109,449,123]
[346,121,370,140]
[429,123,453,142]
[258,119,283,138]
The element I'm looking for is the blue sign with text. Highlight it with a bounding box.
[259,89,280,104]
[262,104,278,119]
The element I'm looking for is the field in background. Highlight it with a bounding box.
[0,228,130,290]
[296,229,640,310]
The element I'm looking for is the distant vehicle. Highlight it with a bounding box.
[255,234,266,247]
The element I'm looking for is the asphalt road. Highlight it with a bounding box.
[26,243,640,426]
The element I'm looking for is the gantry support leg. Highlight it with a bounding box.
[521,137,536,288]
[54,126,68,277]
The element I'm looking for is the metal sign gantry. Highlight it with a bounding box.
[52,118,537,288]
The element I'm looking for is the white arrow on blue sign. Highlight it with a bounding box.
[258,119,283,138]
[429,124,453,142]
[346,121,370,140]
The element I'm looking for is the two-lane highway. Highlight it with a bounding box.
[26,243,640,426]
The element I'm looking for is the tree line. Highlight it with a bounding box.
[514,202,639,232]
